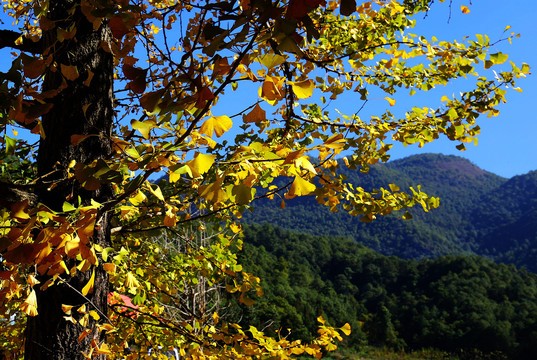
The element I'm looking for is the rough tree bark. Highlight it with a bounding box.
[23,0,114,358]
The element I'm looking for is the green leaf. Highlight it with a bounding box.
[490,52,509,65]
[131,119,157,139]
[101,247,113,262]
[256,54,286,69]
[4,135,16,155]
[62,202,77,212]
[232,184,256,205]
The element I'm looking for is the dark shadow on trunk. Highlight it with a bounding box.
[25,1,114,358]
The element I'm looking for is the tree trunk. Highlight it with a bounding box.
[24,0,114,358]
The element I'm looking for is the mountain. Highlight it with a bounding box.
[242,153,537,271]
[473,171,537,269]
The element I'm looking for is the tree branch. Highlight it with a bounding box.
[0,30,43,54]
[0,182,38,208]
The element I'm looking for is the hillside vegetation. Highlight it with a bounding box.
[243,153,537,271]
[230,224,537,359]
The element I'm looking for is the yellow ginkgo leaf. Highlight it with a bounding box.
[96,342,112,355]
[256,54,286,69]
[124,272,140,290]
[259,76,285,105]
[199,178,228,203]
[103,263,116,275]
[89,310,100,320]
[61,304,75,315]
[81,268,95,296]
[186,153,216,178]
[340,323,351,336]
[21,289,38,316]
[291,79,314,99]
[287,176,316,199]
[11,200,30,220]
[461,5,470,14]
[27,274,40,287]
[147,183,164,201]
[129,190,146,206]
[384,97,396,106]
[131,119,157,139]
[199,115,232,137]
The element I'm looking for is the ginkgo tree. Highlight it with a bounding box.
[0,0,529,358]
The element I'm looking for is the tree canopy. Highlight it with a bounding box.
[0,0,528,359]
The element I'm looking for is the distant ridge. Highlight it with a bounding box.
[243,153,537,271]
[388,153,490,178]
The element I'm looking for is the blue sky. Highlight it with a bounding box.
[384,0,537,178]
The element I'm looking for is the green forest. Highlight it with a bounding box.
[229,224,537,359]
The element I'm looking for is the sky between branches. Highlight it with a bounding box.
[0,0,535,178]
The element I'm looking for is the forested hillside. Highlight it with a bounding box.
[231,224,537,359]
[243,153,537,271]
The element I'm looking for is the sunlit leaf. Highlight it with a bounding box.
[291,79,315,99]
[256,54,286,69]
[199,179,228,203]
[259,76,285,105]
[490,52,509,65]
[199,115,232,138]
[103,263,116,275]
[148,184,165,201]
[287,176,316,199]
[131,119,157,139]
[81,268,95,296]
[385,97,396,106]
[187,153,216,178]
[21,289,38,316]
